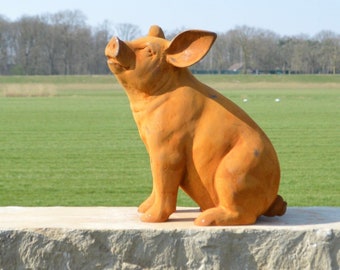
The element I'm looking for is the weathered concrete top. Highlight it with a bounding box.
[0,207,339,231]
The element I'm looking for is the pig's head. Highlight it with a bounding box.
[105,25,216,94]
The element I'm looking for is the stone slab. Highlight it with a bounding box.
[0,206,339,230]
[0,207,339,269]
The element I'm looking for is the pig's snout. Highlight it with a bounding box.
[105,37,135,70]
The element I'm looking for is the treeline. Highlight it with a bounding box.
[195,26,340,75]
[1,10,339,75]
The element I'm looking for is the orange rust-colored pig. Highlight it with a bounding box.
[105,25,287,226]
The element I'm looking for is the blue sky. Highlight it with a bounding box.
[2,0,340,36]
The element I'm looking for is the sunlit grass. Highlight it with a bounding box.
[0,75,339,207]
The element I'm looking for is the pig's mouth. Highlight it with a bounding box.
[106,56,130,71]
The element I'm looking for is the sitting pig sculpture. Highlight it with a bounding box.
[105,25,287,226]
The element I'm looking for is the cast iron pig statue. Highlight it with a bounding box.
[105,25,287,226]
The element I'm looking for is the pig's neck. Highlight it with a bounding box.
[121,68,201,110]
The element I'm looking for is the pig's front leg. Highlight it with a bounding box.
[139,149,185,223]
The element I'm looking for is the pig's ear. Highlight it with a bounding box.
[148,25,165,39]
[166,30,217,68]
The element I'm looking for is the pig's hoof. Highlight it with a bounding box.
[138,196,154,213]
[139,206,173,223]
[138,202,150,214]
[194,206,256,226]
[140,211,169,223]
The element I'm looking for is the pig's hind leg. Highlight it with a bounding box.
[194,144,265,226]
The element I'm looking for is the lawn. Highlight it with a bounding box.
[0,75,339,207]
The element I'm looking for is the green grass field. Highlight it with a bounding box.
[0,75,339,207]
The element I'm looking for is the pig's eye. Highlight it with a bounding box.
[135,46,155,57]
[145,47,155,57]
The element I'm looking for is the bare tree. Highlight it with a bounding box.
[89,20,113,74]
[231,26,257,74]
[315,31,340,74]
[55,10,88,74]
[252,30,281,73]
[40,14,65,74]
[278,37,295,74]
[207,33,231,73]
[13,16,47,74]
[0,16,12,74]
[114,23,141,41]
